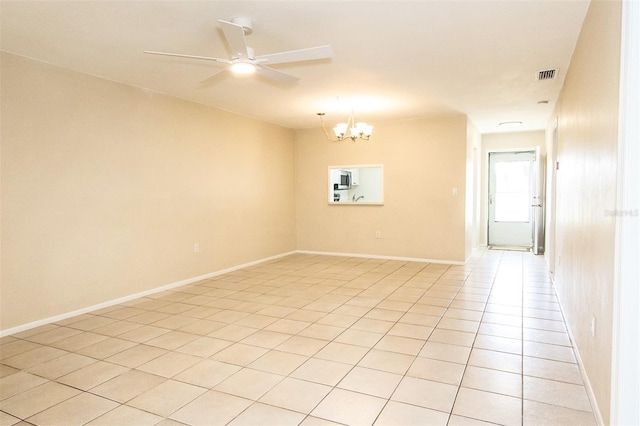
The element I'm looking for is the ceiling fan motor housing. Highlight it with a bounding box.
[231,17,253,35]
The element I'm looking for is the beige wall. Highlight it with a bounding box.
[295,115,469,263]
[479,131,546,246]
[551,0,622,422]
[1,53,296,331]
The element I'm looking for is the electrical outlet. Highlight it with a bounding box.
[375,231,381,239]
[590,315,596,338]
[194,243,199,253]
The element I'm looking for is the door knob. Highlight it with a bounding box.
[531,204,542,207]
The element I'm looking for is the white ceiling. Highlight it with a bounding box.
[0,1,590,133]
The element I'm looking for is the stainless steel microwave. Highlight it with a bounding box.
[334,170,352,190]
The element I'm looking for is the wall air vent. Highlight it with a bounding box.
[537,69,557,81]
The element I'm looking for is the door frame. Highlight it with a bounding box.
[486,148,538,248]
[547,119,559,275]
[610,0,640,423]
[533,147,546,255]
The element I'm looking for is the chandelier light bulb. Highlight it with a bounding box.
[334,123,348,136]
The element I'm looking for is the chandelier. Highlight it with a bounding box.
[317,111,373,142]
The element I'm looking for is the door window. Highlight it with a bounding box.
[494,160,532,222]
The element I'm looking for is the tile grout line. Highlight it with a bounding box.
[225,256,432,425]
[446,248,504,426]
[0,252,597,425]
[368,261,460,425]
[521,251,526,425]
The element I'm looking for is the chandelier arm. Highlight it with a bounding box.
[318,113,345,142]
[317,112,371,142]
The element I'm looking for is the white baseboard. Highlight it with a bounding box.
[551,275,605,426]
[566,327,605,426]
[295,250,465,265]
[2,249,461,337]
[0,251,296,337]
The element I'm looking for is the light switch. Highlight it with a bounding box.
[452,187,458,196]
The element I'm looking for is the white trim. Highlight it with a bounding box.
[295,250,465,265]
[570,328,605,426]
[485,147,539,154]
[327,163,384,170]
[553,274,605,425]
[611,0,640,424]
[0,251,296,337]
[545,117,559,275]
[1,249,462,337]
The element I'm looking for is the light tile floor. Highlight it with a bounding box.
[0,250,598,425]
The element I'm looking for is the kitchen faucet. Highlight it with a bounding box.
[352,195,365,202]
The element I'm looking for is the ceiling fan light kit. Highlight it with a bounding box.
[144,17,333,85]
[317,112,373,142]
[230,62,256,74]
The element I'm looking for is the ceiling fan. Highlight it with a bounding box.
[144,17,333,85]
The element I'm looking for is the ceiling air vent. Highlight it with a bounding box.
[537,69,557,81]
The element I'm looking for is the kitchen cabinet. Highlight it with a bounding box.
[349,168,360,186]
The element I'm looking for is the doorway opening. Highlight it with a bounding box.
[488,151,536,250]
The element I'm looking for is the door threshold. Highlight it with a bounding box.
[488,245,532,252]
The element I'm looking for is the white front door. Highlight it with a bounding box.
[488,151,535,248]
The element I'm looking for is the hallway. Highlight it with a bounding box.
[0,250,596,425]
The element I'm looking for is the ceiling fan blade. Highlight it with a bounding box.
[144,50,229,63]
[255,45,333,65]
[198,69,229,87]
[256,66,300,85]
[218,20,250,59]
